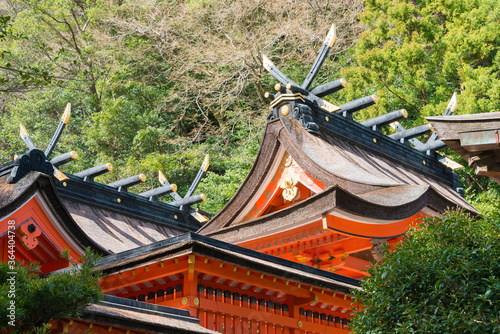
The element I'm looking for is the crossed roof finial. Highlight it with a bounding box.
[8,104,72,184]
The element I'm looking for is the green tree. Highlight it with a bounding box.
[350,210,500,333]
[0,248,103,334]
[341,0,500,211]
[342,0,500,122]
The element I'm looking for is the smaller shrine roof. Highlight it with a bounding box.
[81,295,217,334]
[0,165,199,255]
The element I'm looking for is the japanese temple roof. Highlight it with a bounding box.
[81,295,217,334]
[0,161,200,254]
[95,232,360,294]
[0,169,108,255]
[198,116,476,238]
[55,173,200,254]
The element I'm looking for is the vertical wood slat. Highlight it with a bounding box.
[206,311,214,330]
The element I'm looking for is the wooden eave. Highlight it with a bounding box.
[94,232,360,295]
[427,112,500,183]
[202,183,473,244]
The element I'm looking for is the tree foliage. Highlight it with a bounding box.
[351,210,500,333]
[340,0,500,210]
[0,248,103,334]
[0,0,364,214]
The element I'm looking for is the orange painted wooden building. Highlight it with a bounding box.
[0,25,476,334]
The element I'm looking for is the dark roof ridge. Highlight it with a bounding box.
[56,174,200,232]
[99,295,195,321]
[95,232,361,291]
[302,110,456,185]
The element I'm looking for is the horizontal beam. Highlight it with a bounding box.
[195,261,313,299]
[101,260,188,292]
[336,95,378,119]
[388,124,432,141]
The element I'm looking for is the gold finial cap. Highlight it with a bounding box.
[106,163,113,171]
[401,109,408,118]
[200,193,207,201]
[429,124,434,132]
[264,92,270,98]
[286,83,292,90]
[62,103,71,124]
[325,23,337,47]
[262,55,274,71]
[171,184,178,192]
[372,95,379,104]
[159,170,168,184]
[139,174,147,182]
[20,124,29,137]
[274,83,281,91]
[202,154,210,172]
[340,78,347,87]
[70,151,78,159]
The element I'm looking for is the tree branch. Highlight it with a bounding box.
[378,75,421,114]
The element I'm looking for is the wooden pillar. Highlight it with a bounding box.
[289,298,301,334]
[205,286,215,330]
[242,295,249,334]
[183,270,198,318]
[250,297,258,334]
[233,293,242,334]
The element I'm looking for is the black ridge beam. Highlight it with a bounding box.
[19,124,37,150]
[74,163,112,182]
[301,24,337,90]
[361,109,408,130]
[274,83,287,94]
[108,174,146,192]
[264,92,275,100]
[388,124,433,141]
[45,103,71,158]
[285,83,310,96]
[169,194,206,207]
[263,55,299,86]
[336,95,378,119]
[50,151,78,167]
[139,183,177,200]
[415,139,447,153]
[309,78,347,98]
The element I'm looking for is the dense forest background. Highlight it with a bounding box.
[0,0,499,214]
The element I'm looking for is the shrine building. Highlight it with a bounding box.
[0,24,476,334]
